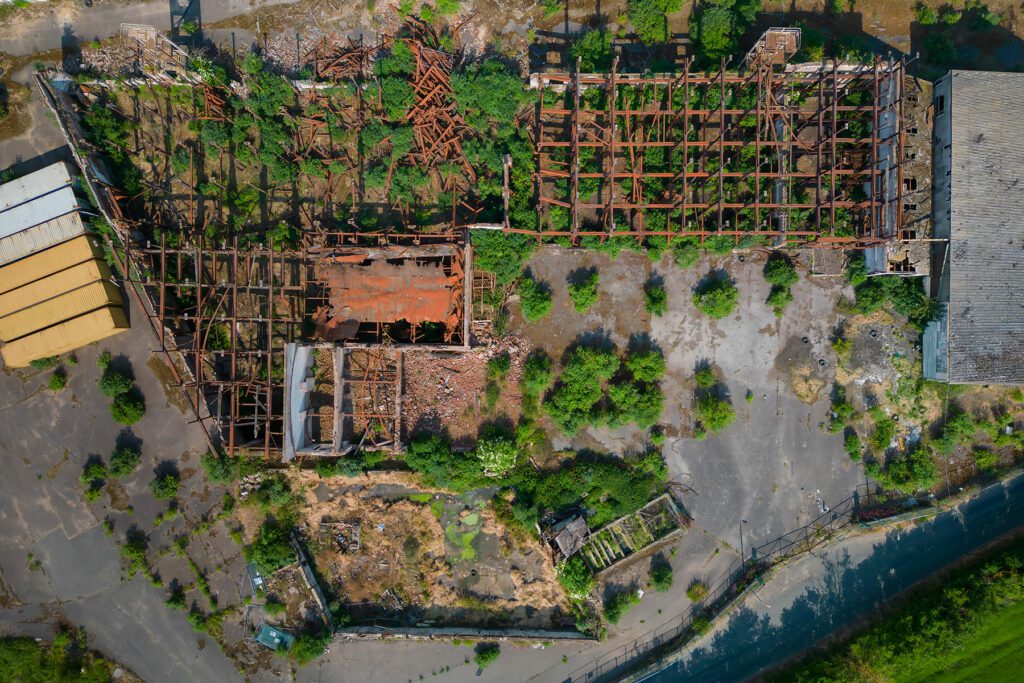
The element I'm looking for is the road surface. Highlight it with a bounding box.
[640,473,1024,682]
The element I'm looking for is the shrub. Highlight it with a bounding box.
[246,518,295,574]
[844,432,862,462]
[542,0,561,17]
[870,446,938,492]
[604,589,641,624]
[150,473,180,501]
[692,277,738,319]
[832,336,853,365]
[405,433,484,491]
[915,3,937,25]
[29,356,60,370]
[608,381,664,429]
[690,615,711,636]
[556,556,595,601]
[109,445,141,478]
[628,0,683,45]
[476,436,519,477]
[925,33,956,65]
[626,349,666,383]
[695,395,735,433]
[544,346,620,434]
[47,369,68,391]
[644,281,668,316]
[672,237,701,269]
[474,643,501,669]
[99,369,133,398]
[486,353,511,381]
[201,452,238,484]
[570,29,613,72]
[868,406,897,452]
[694,365,716,389]
[521,350,553,396]
[972,448,998,473]
[111,393,146,424]
[686,580,708,602]
[166,587,187,609]
[568,270,600,313]
[472,232,536,285]
[763,255,798,288]
[290,631,329,665]
[80,460,108,487]
[518,276,553,322]
[650,564,673,592]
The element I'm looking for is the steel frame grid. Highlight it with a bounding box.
[529,55,906,248]
[337,347,402,453]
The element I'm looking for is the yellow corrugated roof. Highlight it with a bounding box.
[0,306,128,367]
[0,259,112,318]
[0,279,123,342]
[0,235,104,295]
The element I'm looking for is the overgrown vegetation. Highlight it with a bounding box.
[692,0,761,67]
[846,254,934,329]
[762,254,798,317]
[518,275,553,322]
[0,627,121,681]
[604,587,641,624]
[568,269,600,313]
[627,0,683,45]
[644,279,668,316]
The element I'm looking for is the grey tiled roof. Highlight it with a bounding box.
[947,71,1024,384]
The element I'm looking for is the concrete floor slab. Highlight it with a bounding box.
[32,524,119,601]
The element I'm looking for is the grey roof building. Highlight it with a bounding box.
[924,71,1024,385]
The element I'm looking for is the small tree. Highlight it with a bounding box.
[695,395,735,433]
[644,281,668,316]
[150,473,180,501]
[568,270,600,313]
[201,452,238,484]
[48,369,68,391]
[556,556,595,601]
[518,276,553,322]
[109,445,142,478]
[692,278,738,319]
[476,436,518,477]
[98,369,133,397]
[650,564,673,592]
[686,580,709,602]
[915,3,938,25]
[111,393,145,425]
[694,365,716,389]
[672,237,701,269]
[626,349,666,383]
[474,643,501,670]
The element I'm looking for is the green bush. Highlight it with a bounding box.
[290,631,329,665]
[29,356,60,370]
[695,395,735,433]
[570,29,613,72]
[98,369,133,397]
[692,277,739,319]
[47,369,68,391]
[604,588,641,624]
[628,0,683,45]
[246,518,295,574]
[109,445,141,478]
[150,473,180,501]
[405,433,484,491]
[644,281,668,316]
[925,33,957,65]
[672,237,701,269]
[844,432,862,461]
[518,276,553,322]
[263,598,286,615]
[850,274,934,329]
[868,406,897,452]
[626,349,666,383]
[650,564,673,592]
[522,350,553,396]
[201,452,238,484]
[868,446,938,492]
[972,448,998,473]
[557,556,595,600]
[542,0,561,16]
[111,393,146,425]
[763,255,798,288]
[80,459,108,487]
[686,580,708,602]
[690,615,711,636]
[472,231,536,285]
[915,3,937,25]
[608,381,664,429]
[694,366,716,389]
[474,642,501,669]
[568,270,600,313]
[544,347,620,434]
[486,353,511,381]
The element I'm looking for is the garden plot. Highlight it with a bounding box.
[579,495,687,574]
[285,471,570,629]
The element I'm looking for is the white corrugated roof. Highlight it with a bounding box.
[0,162,75,212]
[0,213,87,266]
[0,186,82,239]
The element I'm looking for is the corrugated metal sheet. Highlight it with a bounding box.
[0,186,82,239]
[0,306,128,368]
[0,259,112,318]
[0,162,74,212]
[0,235,104,295]
[945,71,1024,384]
[0,280,123,342]
[0,212,87,266]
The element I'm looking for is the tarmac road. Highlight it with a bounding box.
[639,472,1024,683]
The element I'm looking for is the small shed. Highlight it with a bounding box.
[254,624,294,651]
[551,516,590,559]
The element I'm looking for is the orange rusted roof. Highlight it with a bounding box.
[322,259,452,324]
